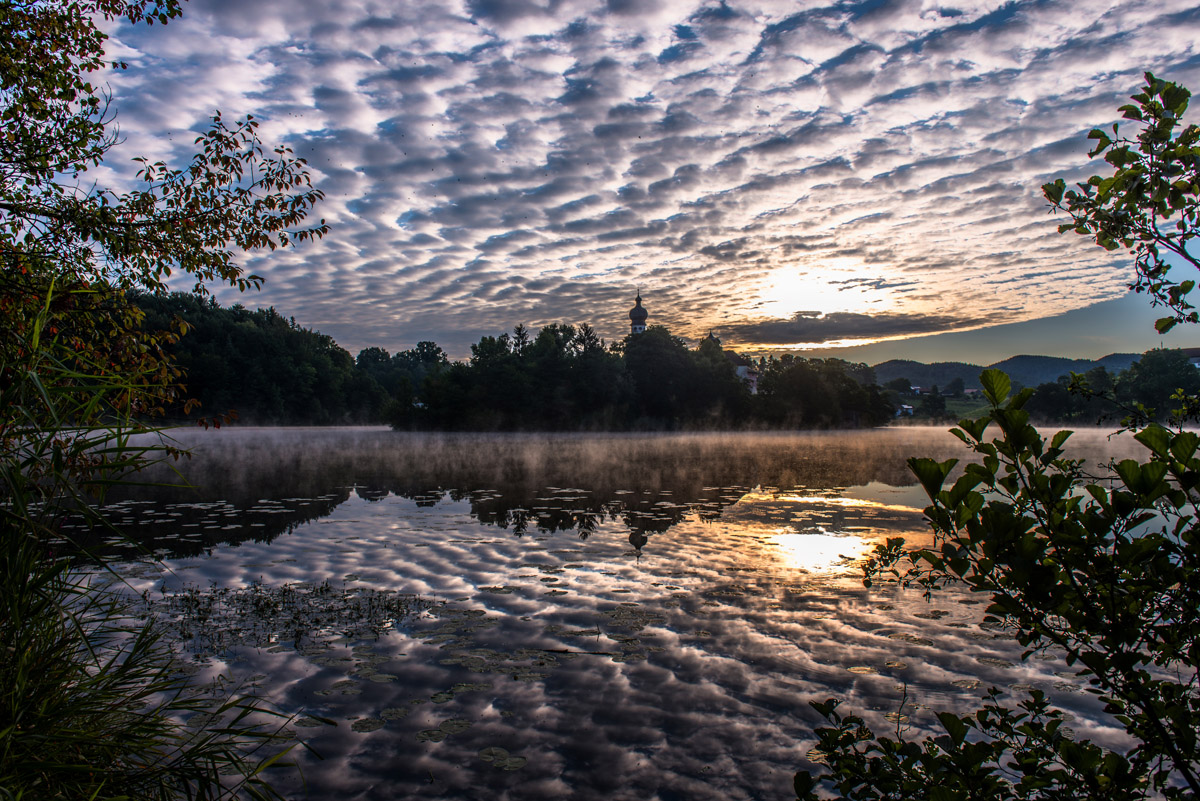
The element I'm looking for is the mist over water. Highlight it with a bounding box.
[98,427,1144,800]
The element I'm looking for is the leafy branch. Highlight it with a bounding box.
[1043,73,1200,334]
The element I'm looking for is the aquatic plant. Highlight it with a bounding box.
[0,299,304,799]
[1,542,298,800]
[1,0,326,795]
[151,580,439,656]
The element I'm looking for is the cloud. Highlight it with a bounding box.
[720,309,1007,346]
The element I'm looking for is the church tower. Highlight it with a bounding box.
[629,290,648,335]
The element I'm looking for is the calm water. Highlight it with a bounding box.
[93,427,1144,800]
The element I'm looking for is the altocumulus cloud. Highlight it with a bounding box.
[98,0,1200,356]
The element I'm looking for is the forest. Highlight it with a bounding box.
[139,292,1200,430]
[136,292,893,429]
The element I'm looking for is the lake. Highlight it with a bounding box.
[93,426,1144,800]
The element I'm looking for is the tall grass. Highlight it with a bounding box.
[0,286,298,800]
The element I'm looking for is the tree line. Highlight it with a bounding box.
[138,291,1200,429]
[136,293,895,429]
[1024,347,1200,424]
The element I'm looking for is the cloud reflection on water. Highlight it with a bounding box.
[104,428,1145,800]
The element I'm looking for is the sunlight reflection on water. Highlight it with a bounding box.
[94,427,1146,801]
[770,530,875,572]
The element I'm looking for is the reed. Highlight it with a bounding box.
[1,287,298,800]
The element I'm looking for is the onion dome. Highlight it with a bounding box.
[629,291,648,324]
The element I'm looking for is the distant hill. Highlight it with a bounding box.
[871,360,982,390]
[1095,353,1143,373]
[987,354,1141,387]
[873,353,1142,390]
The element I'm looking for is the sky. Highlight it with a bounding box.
[98,0,1200,362]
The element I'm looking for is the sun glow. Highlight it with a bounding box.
[755,259,889,320]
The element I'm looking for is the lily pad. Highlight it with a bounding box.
[478,747,509,763]
[478,747,526,770]
[887,632,934,646]
[438,718,472,734]
[351,717,384,733]
[293,717,328,728]
[417,729,448,742]
[977,656,1015,668]
[913,609,950,620]
[450,682,491,694]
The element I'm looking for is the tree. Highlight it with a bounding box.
[1043,73,1200,333]
[512,323,531,355]
[1025,376,1075,421]
[799,374,1199,800]
[1023,353,1196,425]
[884,377,913,394]
[691,333,752,422]
[944,376,965,396]
[357,346,392,373]
[1,2,326,300]
[2,0,326,429]
[797,76,1200,801]
[622,326,698,424]
[135,294,382,424]
[756,356,891,428]
[1115,347,1200,420]
[1,1,326,796]
[917,384,946,418]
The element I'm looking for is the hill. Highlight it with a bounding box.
[872,353,1142,390]
[871,359,982,390]
[987,354,1139,387]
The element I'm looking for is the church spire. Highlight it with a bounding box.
[629,289,648,335]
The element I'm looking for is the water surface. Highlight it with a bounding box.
[98,427,1143,800]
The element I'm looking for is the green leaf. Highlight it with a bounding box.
[979,369,1011,406]
[1170,431,1199,462]
[1163,83,1191,115]
[1134,424,1171,458]
[908,457,957,501]
[937,711,968,744]
[1119,103,1144,121]
[1155,316,1177,334]
[1042,179,1066,204]
[1010,387,1035,410]
[1087,128,1113,156]
[1114,459,1141,491]
[793,771,817,799]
